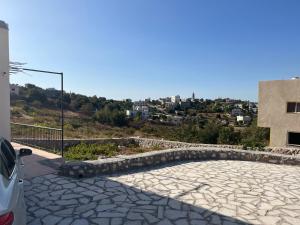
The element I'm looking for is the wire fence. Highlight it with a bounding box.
[11,122,63,154]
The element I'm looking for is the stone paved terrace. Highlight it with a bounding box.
[25,160,300,225]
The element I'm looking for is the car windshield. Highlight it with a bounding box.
[0,141,16,177]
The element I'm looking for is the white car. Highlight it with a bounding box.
[0,138,31,225]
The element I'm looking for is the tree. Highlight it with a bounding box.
[218,127,240,145]
[80,103,94,116]
[111,111,127,126]
[199,122,220,144]
[241,119,270,149]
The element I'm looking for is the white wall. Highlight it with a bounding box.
[0,21,10,140]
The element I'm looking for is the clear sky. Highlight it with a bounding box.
[1,0,300,101]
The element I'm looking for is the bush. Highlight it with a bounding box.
[65,143,119,160]
[241,119,270,150]
[218,127,241,145]
[94,108,127,127]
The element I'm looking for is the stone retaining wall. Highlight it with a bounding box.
[59,147,300,178]
[134,138,242,149]
[14,137,300,155]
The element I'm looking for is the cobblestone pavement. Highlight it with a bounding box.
[25,161,300,225]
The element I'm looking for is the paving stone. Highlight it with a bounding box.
[42,215,62,225]
[92,218,110,225]
[81,190,98,197]
[25,161,300,225]
[93,194,109,201]
[57,218,73,225]
[30,218,42,225]
[75,202,97,214]
[127,212,144,220]
[56,199,78,206]
[82,210,95,218]
[124,221,142,225]
[61,194,82,200]
[175,219,189,225]
[62,183,77,189]
[168,199,181,210]
[105,181,121,188]
[165,209,187,220]
[96,204,116,212]
[153,198,168,205]
[33,209,50,217]
[55,207,74,216]
[111,218,123,225]
[143,213,160,223]
[113,194,127,202]
[98,212,126,218]
[259,216,281,225]
[190,220,208,225]
[157,219,173,225]
[79,197,90,204]
[71,219,89,225]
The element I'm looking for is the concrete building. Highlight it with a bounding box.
[0,20,10,140]
[237,115,251,124]
[171,95,180,103]
[127,104,150,120]
[179,100,191,110]
[234,103,244,109]
[165,102,176,111]
[258,79,300,147]
[231,108,243,116]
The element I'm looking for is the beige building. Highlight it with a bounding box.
[0,20,10,140]
[258,79,300,147]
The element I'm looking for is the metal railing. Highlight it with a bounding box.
[11,122,63,155]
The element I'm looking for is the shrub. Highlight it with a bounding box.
[65,143,119,160]
[218,127,241,145]
[240,119,270,150]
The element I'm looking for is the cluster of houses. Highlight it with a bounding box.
[231,102,258,124]
[125,93,258,126]
[126,94,197,125]
[126,101,150,120]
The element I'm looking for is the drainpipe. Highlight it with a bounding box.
[0,20,11,140]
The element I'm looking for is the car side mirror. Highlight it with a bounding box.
[19,148,32,157]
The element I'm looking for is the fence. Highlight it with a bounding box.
[11,122,63,155]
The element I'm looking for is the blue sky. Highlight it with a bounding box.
[1,0,300,101]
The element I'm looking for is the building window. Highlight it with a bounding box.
[287,102,300,113]
[288,132,300,146]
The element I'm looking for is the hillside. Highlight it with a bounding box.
[10,84,269,147]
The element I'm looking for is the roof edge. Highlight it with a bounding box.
[0,20,8,30]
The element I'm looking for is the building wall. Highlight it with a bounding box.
[0,21,10,140]
[258,79,300,147]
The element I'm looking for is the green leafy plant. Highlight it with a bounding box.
[65,143,119,160]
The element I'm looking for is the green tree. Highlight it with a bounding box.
[218,127,241,145]
[241,119,270,149]
[80,103,94,116]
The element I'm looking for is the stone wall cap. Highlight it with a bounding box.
[0,20,8,30]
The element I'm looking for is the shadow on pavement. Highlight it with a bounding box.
[24,162,251,225]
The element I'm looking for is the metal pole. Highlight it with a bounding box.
[61,72,64,157]
[11,67,65,158]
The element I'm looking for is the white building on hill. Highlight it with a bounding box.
[171,95,180,103]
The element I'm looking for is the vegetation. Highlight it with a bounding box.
[241,119,270,150]
[11,84,270,152]
[65,143,119,160]
[64,142,163,161]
